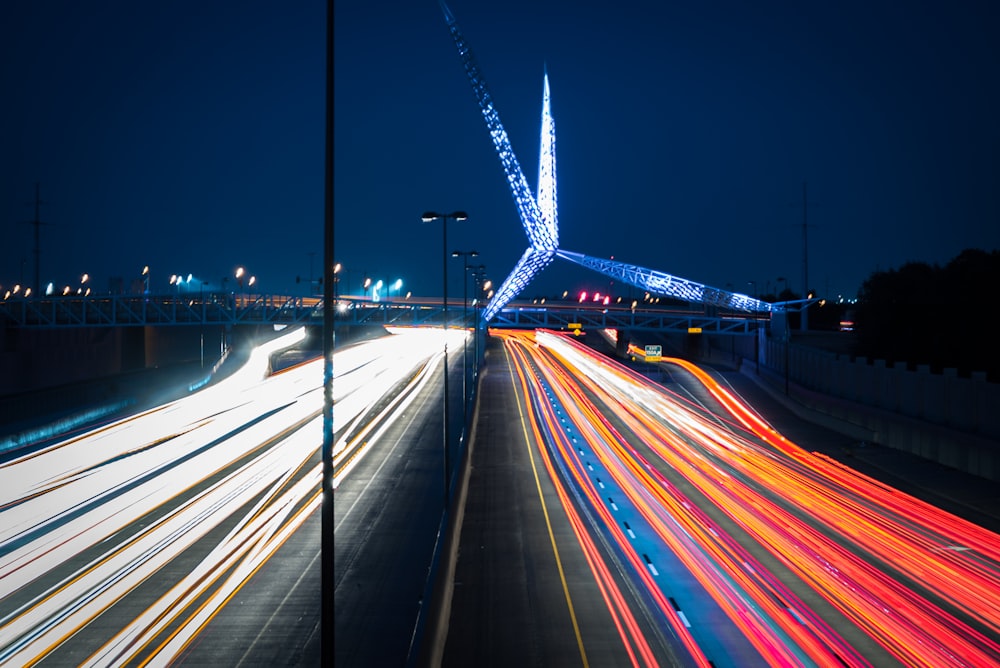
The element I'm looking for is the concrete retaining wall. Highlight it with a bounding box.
[749,337,1000,482]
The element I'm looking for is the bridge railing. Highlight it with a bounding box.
[0,293,324,328]
[0,294,768,332]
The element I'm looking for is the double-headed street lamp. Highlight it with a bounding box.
[421,210,468,509]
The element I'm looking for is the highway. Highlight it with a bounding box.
[470,328,1000,666]
[0,325,467,666]
[3,322,998,666]
[332,325,470,666]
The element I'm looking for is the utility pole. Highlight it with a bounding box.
[308,251,316,295]
[794,181,818,331]
[24,183,48,294]
[321,0,334,663]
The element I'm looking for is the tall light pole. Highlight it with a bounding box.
[451,249,478,424]
[471,268,488,386]
[333,262,341,306]
[322,0,334,661]
[235,266,245,307]
[421,210,468,509]
[748,280,759,375]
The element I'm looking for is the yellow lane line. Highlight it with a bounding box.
[504,339,589,668]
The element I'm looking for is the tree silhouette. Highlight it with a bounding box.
[854,249,1000,381]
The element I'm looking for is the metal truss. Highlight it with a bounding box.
[440,2,556,253]
[556,250,776,313]
[535,72,558,249]
[441,1,559,321]
[1,294,769,333]
[483,248,554,321]
[489,304,761,334]
[0,294,324,328]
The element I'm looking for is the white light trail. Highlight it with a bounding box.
[0,325,458,665]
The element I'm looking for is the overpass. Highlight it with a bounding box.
[0,293,766,334]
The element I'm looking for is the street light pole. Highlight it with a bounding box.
[471,267,488,385]
[421,211,468,509]
[235,266,245,308]
[333,262,341,308]
[451,250,478,425]
[748,280,759,375]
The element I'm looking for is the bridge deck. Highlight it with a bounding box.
[0,294,765,333]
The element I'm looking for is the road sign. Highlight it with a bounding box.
[644,344,662,362]
[688,327,703,334]
[568,322,582,329]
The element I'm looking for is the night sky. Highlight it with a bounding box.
[3,1,999,303]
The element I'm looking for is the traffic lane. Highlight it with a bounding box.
[333,348,456,668]
[541,333,1000,664]
[31,419,322,666]
[174,502,322,666]
[0,406,320,665]
[529,333,842,665]
[641,357,1000,663]
[444,337,681,668]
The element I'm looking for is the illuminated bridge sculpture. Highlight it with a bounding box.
[440,2,776,321]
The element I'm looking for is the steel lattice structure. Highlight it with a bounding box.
[556,251,775,313]
[441,2,777,321]
[440,2,557,255]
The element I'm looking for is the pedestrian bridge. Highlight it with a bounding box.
[0,294,766,334]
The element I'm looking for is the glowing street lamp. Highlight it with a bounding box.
[169,273,186,296]
[333,263,342,305]
[235,267,245,306]
[420,210,469,509]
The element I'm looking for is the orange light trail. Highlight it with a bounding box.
[495,328,1000,667]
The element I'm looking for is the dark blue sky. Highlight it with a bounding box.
[1,1,322,296]
[3,1,998,302]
